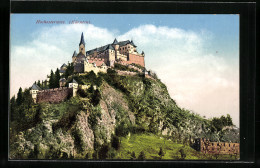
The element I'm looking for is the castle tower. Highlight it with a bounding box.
[112,38,119,50]
[79,32,86,55]
[112,38,119,61]
[69,79,78,97]
[72,50,77,62]
[30,83,42,103]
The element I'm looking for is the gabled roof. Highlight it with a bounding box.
[118,40,130,46]
[85,39,137,55]
[76,52,86,59]
[71,79,78,84]
[79,32,85,46]
[61,63,67,68]
[106,44,114,50]
[72,50,77,57]
[59,78,66,82]
[112,38,119,45]
[31,84,42,90]
[130,40,137,47]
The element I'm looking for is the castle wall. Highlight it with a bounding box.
[196,138,240,155]
[74,62,84,73]
[36,87,73,104]
[116,70,138,76]
[127,53,145,67]
[84,61,107,74]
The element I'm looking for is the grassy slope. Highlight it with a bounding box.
[117,133,199,160]
[116,133,239,160]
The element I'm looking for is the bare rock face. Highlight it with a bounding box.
[96,82,135,143]
[74,111,94,150]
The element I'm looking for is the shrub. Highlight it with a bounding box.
[179,148,186,159]
[130,151,136,160]
[98,143,109,159]
[111,135,120,150]
[138,151,146,160]
[158,147,165,159]
[77,88,88,98]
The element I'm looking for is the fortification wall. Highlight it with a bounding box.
[116,70,138,76]
[74,62,84,73]
[196,138,239,155]
[127,53,145,67]
[37,87,73,104]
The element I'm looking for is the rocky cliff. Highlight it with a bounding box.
[9,70,239,159]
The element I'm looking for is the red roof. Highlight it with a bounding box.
[88,58,106,67]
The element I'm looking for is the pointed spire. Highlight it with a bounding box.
[79,32,85,46]
[112,38,119,45]
[72,50,77,57]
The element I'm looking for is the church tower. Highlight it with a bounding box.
[79,32,86,55]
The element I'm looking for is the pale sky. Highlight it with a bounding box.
[10,14,239,127]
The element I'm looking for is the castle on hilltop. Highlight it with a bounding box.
[71,32,145,74]
[30,33,147,103]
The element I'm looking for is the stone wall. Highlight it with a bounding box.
[36,87,73,104]
[127,53,145,67]
[116,70,138,76]
[195,138,240,155]
[74,62,84,73]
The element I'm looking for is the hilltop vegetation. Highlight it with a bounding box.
[9,66,239,160]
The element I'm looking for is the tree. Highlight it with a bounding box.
[138,151,145,160]
[179,148,186,160]
[111,135,120,150]
[10,96,17,121]
[130,151,136,160]
[37,80,41,88]
[92,89,101,106]
[98,144,109,159]
[158,147,165,159]
[54,68,61,88]
[49,70,55,89]
[16,87,23,106]
[64,62,74,79]
[87,85,94,95]
[226,114,233,126]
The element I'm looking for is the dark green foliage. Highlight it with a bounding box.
[111,135,120,150]
[91,89,101,106]
[92,151,98,159]
[158,147,165,159]
[114,63,139,72]
[179,148,186,159]
[16,87,23,106]
[54,68,61,88]
[98,143,109,159]
[52,110,77,132]
[88,106,102,129]
[77,88,88,98]
[85,153,90,159]
[49,70,55,89]
[72,129,84,153]
[10,96,16,121]
[37,80,41,88]
[130,151,136,160]
[61,152,68,159]
[211,114,233,132]
[64,62,74,79]
[87,85,94,94]
[10,87,40,132]
[130,63,145,70]
[138,151,146,160]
